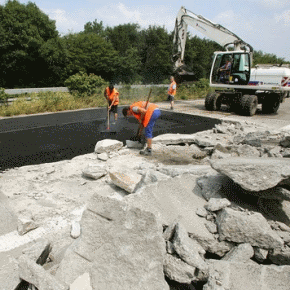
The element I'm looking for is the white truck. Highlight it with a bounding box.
[173,6,290,116]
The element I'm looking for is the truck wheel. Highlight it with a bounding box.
[205,92,221,111]
[262,93,280,114]
[240,94,258,116]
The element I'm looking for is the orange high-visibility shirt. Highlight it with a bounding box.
[105,87,119,105]
[168,81,177,96]
[130,101,158,127]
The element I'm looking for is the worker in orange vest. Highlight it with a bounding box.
[122,101,161,156]
[104,83,119,123]
[167,76,177,110]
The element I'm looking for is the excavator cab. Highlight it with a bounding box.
[211,52,251,86]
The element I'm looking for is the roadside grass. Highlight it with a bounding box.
[0,84,210,117]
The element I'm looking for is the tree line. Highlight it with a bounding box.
[0,0,288,89]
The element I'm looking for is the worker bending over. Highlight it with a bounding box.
[122,101,161,156]
[104,84,119,123]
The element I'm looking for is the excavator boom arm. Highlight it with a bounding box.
[173,6,253,69]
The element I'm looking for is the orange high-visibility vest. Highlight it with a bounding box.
[130,101,158,127]
[105,87,119,105]
[168,81,177,96]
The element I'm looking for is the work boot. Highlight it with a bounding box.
[140,148,152,156]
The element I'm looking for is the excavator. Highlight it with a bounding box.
[173,6,290,116]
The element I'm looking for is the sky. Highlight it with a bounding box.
[1,0,290,61]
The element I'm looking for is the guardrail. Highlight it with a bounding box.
[1,85,168,105]
[4,84,168,96]
[4,87,69,95]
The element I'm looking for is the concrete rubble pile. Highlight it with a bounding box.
[1,119,290,289]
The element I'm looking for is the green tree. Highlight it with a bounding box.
[139,26,172,83]
[104,23,142,83]
[62,32,119,81]
[39,37,70,86]
[252,50,287,66]
[0,0,59,88]
[84,19,106,37]
[185,36,224,80]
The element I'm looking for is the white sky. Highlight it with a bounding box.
[1,0,290,61]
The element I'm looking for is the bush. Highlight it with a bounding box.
[194,78,210,89]
[64,72,108,97]
[0,87,9,104]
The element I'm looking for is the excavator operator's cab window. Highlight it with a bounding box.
[211,52,250,85]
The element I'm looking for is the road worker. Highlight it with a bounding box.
[104,83,119,123]
[167,76,177,110]
[122,101,161,156]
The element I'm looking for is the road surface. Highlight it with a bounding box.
[156,98,290,131]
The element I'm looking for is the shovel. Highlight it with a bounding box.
[100,107,117,134]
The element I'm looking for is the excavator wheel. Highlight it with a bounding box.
[262,93,280,114]
[205,92,221,111]
[240,94,258,116]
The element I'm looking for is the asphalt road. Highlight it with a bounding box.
[156,97,290,130]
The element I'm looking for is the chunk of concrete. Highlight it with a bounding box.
[0,191,18,235]
[82,163,107,180]
[216,207,283,249]
[172,222,208,273]
[153,133,196,145]
[204,259,290,290]
[221,243,254,262]
[109,167,142,193]
[163,253,196,284]
[70,272,92,290]
[94,139,123,154]
[18,254,69,290]
[56,194,169,289]
[22,238,52,265]
[126,173,216,242]
[210,157,290,192]
[204,198,231,212]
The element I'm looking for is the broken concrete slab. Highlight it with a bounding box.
[196,174,230,201]
[229,144,261,157]
[109,167,142,193]
[97,152,109,161]
[82,163,107,180]
[163,253,196,284]
[125,139,144,149]
[216,207,283,249]
[204,259,290,290]
[268,247,290,265]
[18,254,69,290]
[204,198,231,212]
[56,194,169,289]
[22,238,52,265]
[194,133,233,148]
[157,164,215,178]
[126,173,216,242]
[70,272,92,290]
[234,131,285,148]
[94,139,123,154]
[139,169,169,186]
[17,216,38,236]
[0,256,21,290]
[210,157,290,192]
[153,133,196,145]
[221,243,254,263]
[0,190,18,235]
[254,247,269,263]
